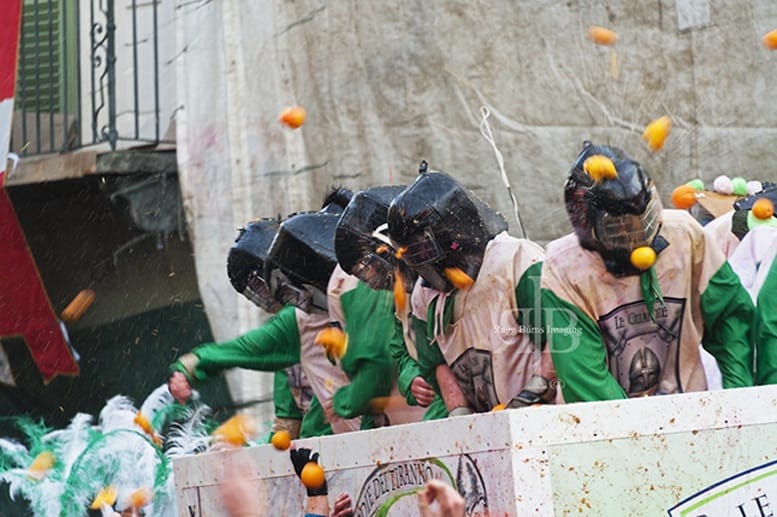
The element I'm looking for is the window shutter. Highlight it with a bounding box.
[17,0,62,113]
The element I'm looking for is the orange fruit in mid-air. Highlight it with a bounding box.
[752,198,775,220]
[671,185,698,209]
[315,325,348,364]
[279,106,306,129]
[61,288,95,322]
[393,270,407,313]
[300,461,326,490]
[762,29,777,50]
[630,246,657,271]
[587,26,617,46]
[642,115,672,152]
[583,155,618,183]
[212,413,257,447]
[444,267,474,290]
[271,430,292,451]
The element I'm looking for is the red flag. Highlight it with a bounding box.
[0,0,79,383]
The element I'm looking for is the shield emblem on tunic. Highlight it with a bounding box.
[598,298,685,396]
[450,348,498,412]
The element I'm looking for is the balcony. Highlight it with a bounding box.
[11,0,175,163]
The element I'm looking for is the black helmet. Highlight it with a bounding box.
[387,166,507,292]
[565,142,663,274]
[227,218,283,313]
[731,182,777,239]
[265,210,339,313]
[335,185,412,291]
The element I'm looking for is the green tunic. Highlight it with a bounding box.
[391,311,448,420]
[756,257,777,385]
[273,369,304,420]
[329,276,397,428]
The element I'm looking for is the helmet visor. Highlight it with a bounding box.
[403,230,445,267]
[275,283,313,312]
[351,253,395,290]
[269,269,314,312]
[593,191,663,252]
[244,271,282,313]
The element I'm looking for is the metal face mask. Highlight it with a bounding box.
[334,186,413,291]
[349,252,395,290]
[593,189,663,253]
[243,270,283,313]
[270,268,321,313]
[387,169,507,293]
[227,218,282,312]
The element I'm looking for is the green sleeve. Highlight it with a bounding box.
[332,284,396,419]
[169,305,301,383]
[390,315,422,405]
[299,396,333,438]
[332,359,395,419]
[422,395,448,420]
[700,261,755,388]
[515,262,545,349]
[755,259,777,385]
[272,369,304,420]
[542,288,628,402]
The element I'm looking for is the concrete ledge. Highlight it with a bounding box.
[6,150,98,186]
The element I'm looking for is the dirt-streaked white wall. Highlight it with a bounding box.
[175,0,777,421]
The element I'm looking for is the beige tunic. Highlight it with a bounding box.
[429,232,545,412]
[702,210,740,258]
[542,210,728,395]
[296,307,361,433]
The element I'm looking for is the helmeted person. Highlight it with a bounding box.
[321,187,425,428]
[335,185,453,421]
[541,141,755,402]
[387,164,555,415]
[168,191,361,437]
[674,182,777,389]
[229,218,315,439]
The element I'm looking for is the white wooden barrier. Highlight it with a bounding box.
[174,385,777,516]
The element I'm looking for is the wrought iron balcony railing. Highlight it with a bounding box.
[13,0,170,157]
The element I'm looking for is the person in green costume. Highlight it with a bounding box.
[728,223,777,386]
[333,185,448,421]
[324,261,426,428]
[387,164,558,415]
[169,199,362,437]
[541,142,755,402]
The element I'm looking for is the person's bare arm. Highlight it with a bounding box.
[435,364,471,416]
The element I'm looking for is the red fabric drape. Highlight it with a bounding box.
[0,0,79,383]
